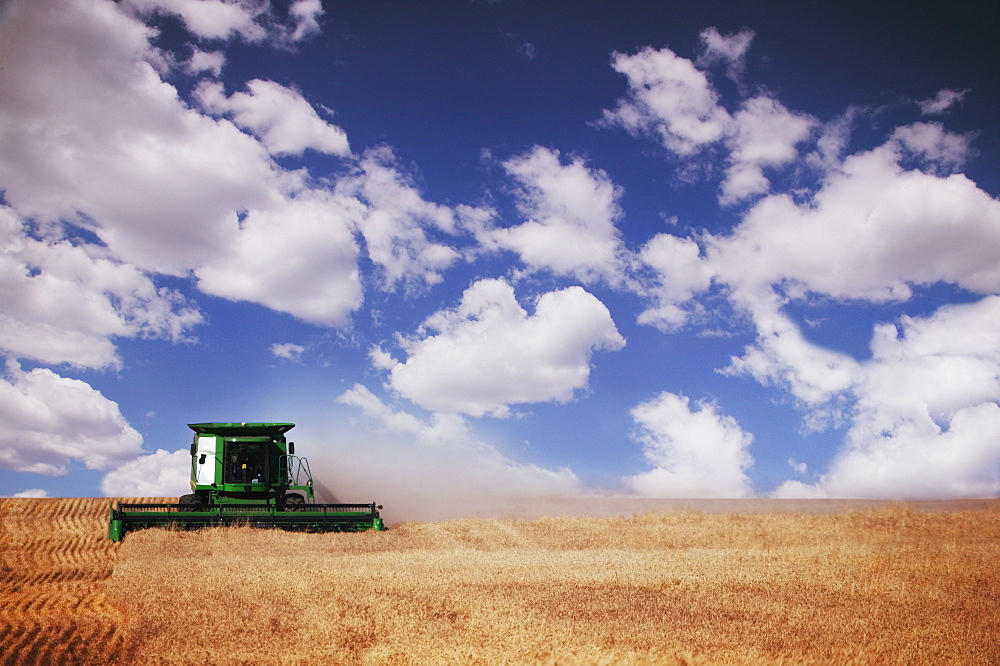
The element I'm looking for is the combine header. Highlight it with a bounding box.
[108,422,383,541]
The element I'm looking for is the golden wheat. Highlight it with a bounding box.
[0,498,133,665]
[2,500,998,665]
[104,506,1000,665]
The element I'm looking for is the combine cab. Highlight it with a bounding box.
[108,422,383,541]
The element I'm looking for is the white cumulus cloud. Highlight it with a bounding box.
[709,134,1000,496]
[711,131,1000,412]
[101,448,191,497]
[195,79,351,157]
[337,147,466,290]
[636,233,714,331]
[477,146,627,285]
[0,207,202,370]
[605,36,815,205]
[0,0,285,276]
[195,191,364,326]
[0,361,143,475]
[626,392,754,498]
[714,140,1000,302]
[697,27,755,81]
[123,0,266,41]
[608,31,1000,499]
[603,45,730,156]
[186,48,226,77]
[122,0,322,45]
[721,96,816,204]
[9,488,50,498]
[775,297,1000,499]
[891,121,972,172]
[382,278,626,417]
[288,0,324,42]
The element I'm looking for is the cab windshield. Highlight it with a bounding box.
[223,441,269,484]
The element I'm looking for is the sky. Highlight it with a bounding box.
[1,0,999,512]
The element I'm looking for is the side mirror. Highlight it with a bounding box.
[199,454,206,464]
[288,442,295,455]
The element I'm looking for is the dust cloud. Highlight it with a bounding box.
[300,433,991,524]
[304,435,583,524]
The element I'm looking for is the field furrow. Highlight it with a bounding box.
[0,619,125,666]
[64,621,129,664]
[19,623,78,666]
[0,622,81,666]
[0,498,126,666]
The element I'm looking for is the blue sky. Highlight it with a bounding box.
[2,1,999,511]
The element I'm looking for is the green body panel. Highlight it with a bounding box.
[108,422,384,541]
[187,422,309,501]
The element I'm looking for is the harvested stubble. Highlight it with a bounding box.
[104,506,1000,665]
[0,497,164,665]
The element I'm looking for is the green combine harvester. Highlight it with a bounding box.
[108,422,384,541]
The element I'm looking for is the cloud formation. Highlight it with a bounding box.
[606,36,1000,498]
[720,96,815,204]
[9,488,50,498]
[271,343,306,361]
[711,130,1000,411]
[196,79,351,157]
[0,3,995,502]
[338,148,468,290]
[195,191,364,326]
[919,88,969,116]
[627,392,754,498]
[0,208,201,370]
[100,448,190,497]
[380,278,626,417]
[122,0,323,44]
[603,45,730,156]
[0,361,142,475]
[605,37,816,205]
[0,0,287,276]
[475,146,628,285]
[697,27,755,82]
[775,297,1000,499]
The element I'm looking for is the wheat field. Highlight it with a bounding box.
[1,498,998,664]
[0,497,129,664]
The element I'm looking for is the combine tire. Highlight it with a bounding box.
[178,494,203,507]
[282,493,306,511]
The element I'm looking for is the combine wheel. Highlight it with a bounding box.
[179,493,203,507]
[282,493,306,511]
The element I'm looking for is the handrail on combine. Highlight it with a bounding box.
[282,454,313,489]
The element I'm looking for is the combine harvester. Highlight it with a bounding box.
[109,422,383,541]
